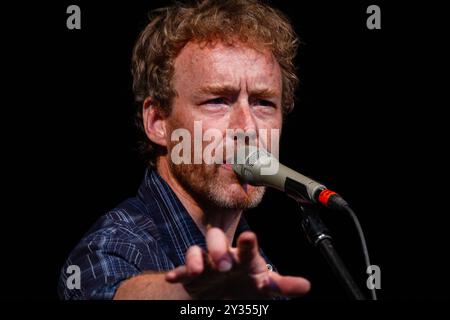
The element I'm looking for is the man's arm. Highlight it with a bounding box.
[114,273,191,300]
[114,228,310,300]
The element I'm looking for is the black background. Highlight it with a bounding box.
[1,0,448,300]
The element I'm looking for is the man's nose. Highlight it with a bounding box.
[229,100,257,132]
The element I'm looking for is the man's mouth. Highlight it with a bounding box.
[219,160,250,192]
[221,163,233,171]
[221,155,236,171]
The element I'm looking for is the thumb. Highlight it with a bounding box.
[266,273,311,297]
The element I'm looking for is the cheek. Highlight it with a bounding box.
[164,113,194,151]
[166,103,199,134]
[256,118,282,150]
[167,114,229,150]
[201,116,229,130]
[201,121,229,149]
[256,114,282,132]
[197,113,231,142]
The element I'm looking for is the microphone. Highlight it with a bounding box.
[232,146,349,210]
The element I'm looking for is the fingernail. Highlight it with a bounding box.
[265,278,280,292]
[218,259,232,272]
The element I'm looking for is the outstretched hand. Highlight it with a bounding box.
[165,227,310,299]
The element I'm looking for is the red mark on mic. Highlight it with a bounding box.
[318,189,338,207]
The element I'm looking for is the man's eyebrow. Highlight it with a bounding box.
[250,88,279,98]
[195,85,279,98]
[196,85,239,96]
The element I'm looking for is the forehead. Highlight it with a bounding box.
[172,41,282,91]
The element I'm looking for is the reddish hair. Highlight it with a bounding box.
[132,0,299,167]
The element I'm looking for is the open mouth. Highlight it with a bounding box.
[221,157,233,170]
[221,163,233,171]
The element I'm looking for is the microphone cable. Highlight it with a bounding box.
[341,204,378,300]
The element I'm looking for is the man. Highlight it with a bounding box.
[59,0,311,299]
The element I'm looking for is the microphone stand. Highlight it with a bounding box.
[297,202,366,300]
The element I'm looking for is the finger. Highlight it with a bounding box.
[206,227,232,272]
[229,247,239,262]
[237,231,267,273]
[266,273,311,297]
[165,265,189,283]
[185,245,204,276]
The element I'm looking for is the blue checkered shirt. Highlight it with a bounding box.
[58,170,277,299]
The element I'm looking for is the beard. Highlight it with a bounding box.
[169,161,266,210]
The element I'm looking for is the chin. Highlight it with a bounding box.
[170,162,265,210]
[208,179,266,210]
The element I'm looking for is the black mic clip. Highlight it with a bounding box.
[296,201,366,300]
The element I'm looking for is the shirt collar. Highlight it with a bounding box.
[137,169,251,266]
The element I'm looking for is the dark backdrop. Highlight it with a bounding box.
[2,0,448,300]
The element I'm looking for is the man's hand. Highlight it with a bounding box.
[165,228,310,299]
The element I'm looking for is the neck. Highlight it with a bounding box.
[156,157,242,243]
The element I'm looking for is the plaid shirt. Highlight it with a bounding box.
[58,169,277,300]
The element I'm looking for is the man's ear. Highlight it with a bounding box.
[142,97,168,147]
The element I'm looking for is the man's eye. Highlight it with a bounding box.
[205,98,227,105]
[255,100,276,108]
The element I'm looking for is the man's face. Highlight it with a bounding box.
[165,41,283,210]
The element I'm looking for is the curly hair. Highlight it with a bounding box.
[131,0,299,167]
